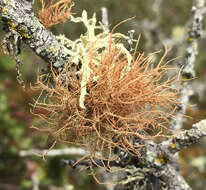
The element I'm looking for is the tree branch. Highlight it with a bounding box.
[162,119,206,154]
[19,147,87,157]
[0,0,70,68]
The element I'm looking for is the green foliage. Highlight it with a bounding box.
[0,92,27,151]
[0,91,26,184]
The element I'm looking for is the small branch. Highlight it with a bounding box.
[61,157,122,169]
[32,171,40,190]
[101,7,109,32]
[158,165,191,190]
[170,0,205,131]
[19,147,86,157]
[162,119,206,154]
[184,0,205,78]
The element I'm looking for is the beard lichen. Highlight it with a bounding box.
[56,10,135,109]
[32,10,180,165]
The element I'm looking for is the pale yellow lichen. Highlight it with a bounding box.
[56,10,135,109]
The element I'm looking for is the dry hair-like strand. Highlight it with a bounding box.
[32,41,180,167]
[39,0,74,28]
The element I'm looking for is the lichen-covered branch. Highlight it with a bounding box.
[162,119,206,154]
[19,147,86,157]
[170,0,205,131]
[0,0,70,68]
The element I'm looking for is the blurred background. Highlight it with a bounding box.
[0,0,206,189]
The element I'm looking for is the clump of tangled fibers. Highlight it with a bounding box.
[32,11,180,171]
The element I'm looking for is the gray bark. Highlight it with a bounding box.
[0,0,70,68]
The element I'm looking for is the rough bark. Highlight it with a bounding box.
[0,0,70,68]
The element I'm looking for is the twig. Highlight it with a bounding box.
[101,7,109,32]
[19,147,87,157]
[32,171,39,190]
[162,119,206,154]
[170,0,205,130]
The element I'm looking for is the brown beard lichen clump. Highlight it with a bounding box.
[39,0,74,28]
[32,11,180,163]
